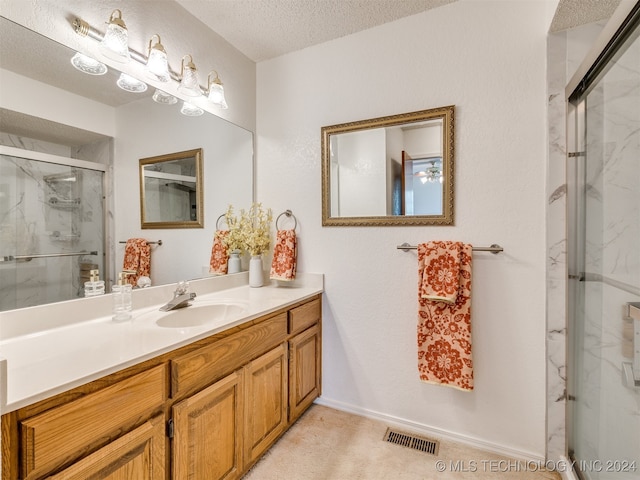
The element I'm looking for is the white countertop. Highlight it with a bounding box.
[0,273,323,414]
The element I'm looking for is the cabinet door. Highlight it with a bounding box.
[243,343,288,467]
[20,365,166,479]
[172,370,244,480]
[289,324,321,422]
[47,415,165,480]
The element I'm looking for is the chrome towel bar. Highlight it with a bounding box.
[397,242,503,254]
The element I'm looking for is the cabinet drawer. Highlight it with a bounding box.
[288,298,320,335]
[21,364,167,479]
[172,313,287,399]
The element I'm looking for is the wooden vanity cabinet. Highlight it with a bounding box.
[172,370,244,480]
[15,364,168,480]
[1,294,322,480]
[243,343,288,468]
[47,414,166,480]
[288,298,322,422]
[289,324,321,422]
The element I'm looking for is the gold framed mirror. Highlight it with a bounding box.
[139,148,204,229]
[321,105,454,226]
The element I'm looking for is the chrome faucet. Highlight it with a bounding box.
[160,281,196,311]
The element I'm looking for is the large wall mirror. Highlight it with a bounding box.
[0,17,254,312]
[140,149,204,228]
[321,105,454,226]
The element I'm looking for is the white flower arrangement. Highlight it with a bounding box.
[223,203,273,256]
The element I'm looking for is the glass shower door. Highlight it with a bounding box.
[568,10,640,480]
[0,153,105,311]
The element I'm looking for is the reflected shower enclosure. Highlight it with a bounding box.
[0,151,105,311]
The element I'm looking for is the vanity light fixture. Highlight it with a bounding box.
[146,34,170,82]
[70,52,107,75]
[116,72,148,93]
[99,9,130,63]
[72,13,230,110]
[206,70,228,109]
[180,101,204,116]
[152,88,178,105]
[178,55,202,97]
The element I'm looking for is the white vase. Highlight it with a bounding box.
[249,255,264,287]
[228,251,241,274]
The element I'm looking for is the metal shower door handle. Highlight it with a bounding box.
[623,303,640,388]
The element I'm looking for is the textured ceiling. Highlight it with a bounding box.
[175,0,625,62]
[0,0,626,134]
[175,0,458,62]
[549,0,622,32]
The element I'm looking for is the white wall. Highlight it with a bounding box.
[335,129,386,216]
[257,0,548,457]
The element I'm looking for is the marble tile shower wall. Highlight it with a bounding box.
[0,134,108,310]
[546,29,570,462]
[546,22,608,461]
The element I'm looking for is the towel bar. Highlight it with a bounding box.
[119,240,163,245]
[397,242,503,254]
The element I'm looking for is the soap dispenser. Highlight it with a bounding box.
[84,269,105,297]
[112,271,134,322]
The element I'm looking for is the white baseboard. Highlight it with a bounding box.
[558,456,580,480]
[314,396,545,463]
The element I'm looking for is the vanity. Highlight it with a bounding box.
[0,273,323,479]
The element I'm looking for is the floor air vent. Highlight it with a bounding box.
[383,428,439,455]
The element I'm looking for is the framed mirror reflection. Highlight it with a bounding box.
[140,148,204,228]
[321,105,454,226]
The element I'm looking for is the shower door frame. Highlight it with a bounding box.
[565,2,640,478]
[0,145,110,305]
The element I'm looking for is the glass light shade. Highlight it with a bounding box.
[146,36,170,82]
[71,52,107,75]
[180,101,204,116]
[146,49,169,82]
[178,55,202,97]
[116,73,147,93]
[207,82,228,109]
[152,89,178,105]
[99,11,130,63]
[178,67,201,96]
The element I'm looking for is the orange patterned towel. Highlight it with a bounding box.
[123,238,151,286]
[270,229,297,281]
[417,241,473,391]
[209,230,229,275]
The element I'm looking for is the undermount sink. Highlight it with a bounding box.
[155,303,247,328]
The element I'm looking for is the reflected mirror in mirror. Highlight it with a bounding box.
[140,149,204,228]
[321,105,454,226]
